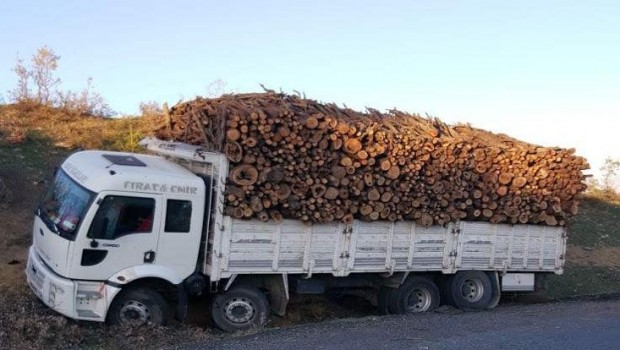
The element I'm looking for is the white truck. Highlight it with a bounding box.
[26,138,567,331]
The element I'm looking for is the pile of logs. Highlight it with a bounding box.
[156,92,589,226]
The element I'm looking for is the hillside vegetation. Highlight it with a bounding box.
[0,103,160,151]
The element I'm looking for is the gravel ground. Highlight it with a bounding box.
[175,299,620,350]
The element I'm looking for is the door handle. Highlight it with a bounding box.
[143,250,156,263]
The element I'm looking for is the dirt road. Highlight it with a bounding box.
[178,300,619,350]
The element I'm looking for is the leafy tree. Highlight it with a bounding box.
[30,46,61,105]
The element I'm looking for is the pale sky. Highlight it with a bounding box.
[1,1,619,179]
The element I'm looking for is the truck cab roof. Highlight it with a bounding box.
[61,150,204,197]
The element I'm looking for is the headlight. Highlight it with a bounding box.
[49,282,65,295]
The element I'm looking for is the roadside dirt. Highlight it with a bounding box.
[0,171,44,291]
[567,245,620,267]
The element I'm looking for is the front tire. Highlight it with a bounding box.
[107,287,170,326]
[211,286,269,332]
[446,271,493,311]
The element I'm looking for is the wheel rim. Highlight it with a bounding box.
[224,297,256,323]
[406,288,432,312]
[461,279,484,302]
[119,300,151,325]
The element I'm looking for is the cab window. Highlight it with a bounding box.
[164,200,192,233]
[88,196,155,240]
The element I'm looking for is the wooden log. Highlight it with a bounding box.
[367,188,381,201]
[386,165,400,180]
[312,184,327,198]
[275,184,291,200]
[226,128,241,141]
[499,173,513,185]
[270,210,283,223]
[230,165,258,186]
[324,187,339,200]
[306,116,319,129]
[344,138,362,154]
[342,213,354,224]
[250,196,264,212]
[224,141,243,162]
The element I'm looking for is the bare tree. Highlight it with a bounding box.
[206,79,226,98]
[8,55,32,102]
[30,46,61,105]
[58,77,112,116]
[601,157,620,193]
[81,77,111,116]
[139,100,163,118]
[8,46,113,116]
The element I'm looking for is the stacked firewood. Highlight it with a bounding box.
[156,92,589,226]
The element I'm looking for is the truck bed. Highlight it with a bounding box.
[205,218,566,281]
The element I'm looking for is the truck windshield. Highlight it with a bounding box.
[39,170,95,239]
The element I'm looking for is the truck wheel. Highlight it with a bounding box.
[447,271,492,311]
[107,288,170,326]
[377,286,398,315]
[211,286,269,332]
[393,277,440,314]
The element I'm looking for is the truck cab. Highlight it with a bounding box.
[27,150,208,324]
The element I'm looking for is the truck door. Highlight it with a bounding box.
[70,192,162,281]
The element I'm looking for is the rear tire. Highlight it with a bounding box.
[377,287,398,315]
[446,271,492,311]
[211,286,269,332]
[393,277,440,314]
[107,287,170,326]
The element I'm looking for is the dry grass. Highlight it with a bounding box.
[0,102,162,152]
[585,187,620,207]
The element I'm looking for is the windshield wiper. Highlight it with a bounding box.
[36,206,60,234]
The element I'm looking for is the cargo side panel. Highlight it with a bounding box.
[457,222,564,273]
[209,218,566,281]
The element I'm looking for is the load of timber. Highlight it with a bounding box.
[155,92,589,227]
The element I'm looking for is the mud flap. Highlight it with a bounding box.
[176,284,188,321]
[264,274,289,316]
[486,271,501,309]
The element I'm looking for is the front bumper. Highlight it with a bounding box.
[25,246,119,322]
